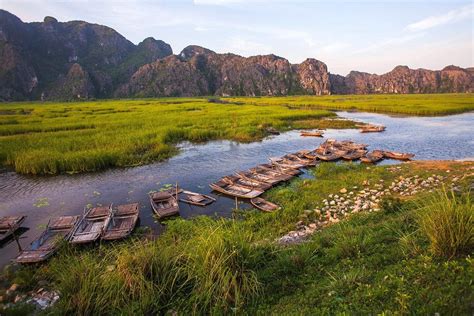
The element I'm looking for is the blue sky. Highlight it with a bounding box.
[3,0,473,75]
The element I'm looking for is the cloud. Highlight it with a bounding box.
[406,4,473,32]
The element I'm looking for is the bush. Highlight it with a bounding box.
[417,189,473,258]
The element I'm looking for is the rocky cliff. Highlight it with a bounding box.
[329,65,473,94]
[0,10,172,100]
[0,10,472,101]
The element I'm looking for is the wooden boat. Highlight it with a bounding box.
[342,149,367,161]
[209,180,263,199]
[300,130,324,137]
[383,151,415,161]
[269,157,305,169]
[0,216,26,243]
[102,203,139,241]
[223,175,272,191]
[236,170,281,186]
[288,153,317,166]
[70,205,112,244]
[16,216,79,263]
[360,150,384,163]
[259,163,302,176]
[149,191,180,219]
[360,125,385,133]
[250,198,280,212]
[249,167,293,182]
[314,151,342,162]
[179,190,216,206]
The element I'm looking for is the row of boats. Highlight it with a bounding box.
[208,139,414,201]
[1,203,139,263]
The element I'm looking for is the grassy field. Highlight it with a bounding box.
[1,93,473,175]
[1,161,472,314]
[227,93,474,116]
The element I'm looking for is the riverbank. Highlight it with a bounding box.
[1,160,472,314]
[1,94,473,176]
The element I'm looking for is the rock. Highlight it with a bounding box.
[330,200,336,206]
[340,188,347,194]
[309,223,317,229]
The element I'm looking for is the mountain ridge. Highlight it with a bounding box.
[1,10,472,101]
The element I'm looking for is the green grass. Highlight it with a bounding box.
[1,93,472,175]
[1,162,472,314]
[226,93,474,116]
[0,98,337,175]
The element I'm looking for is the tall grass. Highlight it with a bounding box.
[417,189,473,258]
[46,217,264,314]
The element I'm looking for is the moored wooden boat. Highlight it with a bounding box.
[102,203,139,240]
[300,130,324,137]
[179,190,216,206]
[236,170,281,186]
[16,216,79,263]
[269,157,305,169]
[288,153,317,166]
[314,152,341,161]
[250,198,280,212]
[70,205,112,244]
[149,191,180,219]
[0,216,26,243]
[342,149,367,161]
[210,179,264,199]
[383,151,415,161]
[360,124,385,133]
[360,150,385,163]
[249,167,293,182]
[223,175,272,191]
[258,163,302,176]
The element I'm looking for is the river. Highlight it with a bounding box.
[0,111,473,267]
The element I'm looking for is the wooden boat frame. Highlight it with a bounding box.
[16,215,80,263]
[179,190,216,206]
[69,205,112,244]
[0,216,26,243]
[102,203,140,241]
[250,197,280,212]
[149,191,180,219]
[209,179,264,199]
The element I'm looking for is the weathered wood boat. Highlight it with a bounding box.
[0,216,26,243]
[288,153,317,166]
[149,191,180,219]
[250,198,280,212]
[249,167,293,182]
[360,125,385,133]
[236,170,281,186]
[102,203,139,241]
[209,180,264,199]
[223,175,272,191]
[314,152,341,161]
[269,157,305,169]
[259,163,302,176]
[70,205,112,244]
[179,190,216,206]
[360,150,385,163]
[300,130,324,137]
[342,149,367,161]
[16,216,79,263]
[383,151,415,161]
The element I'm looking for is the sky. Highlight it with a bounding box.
[2,0,473,75]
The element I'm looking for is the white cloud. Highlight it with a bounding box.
[406,4,473,32]
[353,32,425,54]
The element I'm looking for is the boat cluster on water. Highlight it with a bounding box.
[1,138,414,265]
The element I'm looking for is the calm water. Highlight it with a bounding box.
[0,111,473,267]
